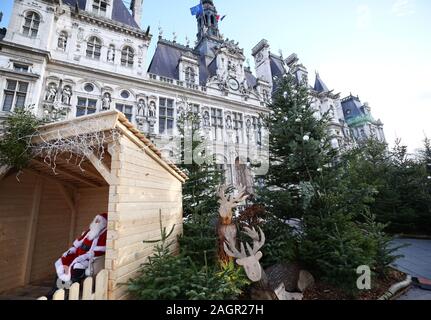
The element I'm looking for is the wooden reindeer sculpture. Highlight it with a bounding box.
[224,226,267,283]
[217,184,249,265]
[225,226,306,301]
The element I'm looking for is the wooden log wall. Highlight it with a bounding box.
[106,136,184,300]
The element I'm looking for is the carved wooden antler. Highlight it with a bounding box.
[224,227,266,282]
[243,227,266,255]
[217,184,249,224]
[217,184,250,265]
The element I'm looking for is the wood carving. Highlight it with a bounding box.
[224,226,266,282]
[217,184,249,264]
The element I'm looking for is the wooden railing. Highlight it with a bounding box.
[37,270,108,300]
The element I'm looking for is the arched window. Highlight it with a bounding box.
[185,67,195,84]
[86,37,102,59]
[23,11,40,38]
[121,46,134,68]
[57,31,68,51]
[210,15,215,26]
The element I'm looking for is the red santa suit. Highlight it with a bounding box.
[55,213,108,282]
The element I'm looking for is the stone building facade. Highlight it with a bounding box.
[0,0,385,189]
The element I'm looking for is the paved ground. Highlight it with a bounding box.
[391,238,431,300]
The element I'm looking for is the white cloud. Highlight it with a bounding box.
[356,4,371,30]
[392,0,415,17]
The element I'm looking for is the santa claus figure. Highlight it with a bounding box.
[54,213,108,284]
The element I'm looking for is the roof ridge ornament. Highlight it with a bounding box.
[158,25,163,39]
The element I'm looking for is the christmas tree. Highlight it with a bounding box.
[258,70,336,219]
[176,99,222,265]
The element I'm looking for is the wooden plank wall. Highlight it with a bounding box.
[75,187,109,239]
[30,182,73,283]
[107,136,184,300]
[0,171,109,293]
[0,173,37,292]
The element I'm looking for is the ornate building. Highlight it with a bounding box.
[0,0,385,187]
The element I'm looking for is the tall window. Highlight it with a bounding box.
[116,104,133,122]
[121,46,134,68]
[192,104,200,115]
[2,80,28,112]
[159,98,174,135]
[233,112,243,144]
[86,37,102,60]
[23,11,40,38]
[76,97,97,117]
[185,67,195,84]
[191,104,200,129]
[57,31,68,51]
[211,108,223,141]
[92,0,108,16]
[252,116,262,146]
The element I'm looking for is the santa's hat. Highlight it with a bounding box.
[99,213,108,222]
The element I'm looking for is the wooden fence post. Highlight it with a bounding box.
[36,269,109,300]
[68,282,80,300]
[52,289,65,300]
[82,277,94,300]
[95,270,108,300]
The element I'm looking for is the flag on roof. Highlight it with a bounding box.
[190,3,203,16]
[216,15,227,22]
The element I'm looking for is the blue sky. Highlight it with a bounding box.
[1,0,430,151]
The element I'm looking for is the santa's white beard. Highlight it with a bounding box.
[87,218,106,240]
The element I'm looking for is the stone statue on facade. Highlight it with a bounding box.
[246,118,252,136]
[137,99,147,117]
[61,86,72,105]
[102,92,112,110]
[148,101,156,118]
[240,79,249,95]
[226,115,233,130]
[58,32,67,51]
[203,111,210,128]
[107,46,115,63]
[45,83,58,102]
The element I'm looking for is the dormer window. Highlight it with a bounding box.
[92,0,108,17]
[121,46,134,68]
[23,11,40,38]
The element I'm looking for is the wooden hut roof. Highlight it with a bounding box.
[32,111,188,183]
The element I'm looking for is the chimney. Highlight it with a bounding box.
[131,0,143,28]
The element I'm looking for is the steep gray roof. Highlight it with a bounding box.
[314,73,329,93]
[148,40,213,86]
[245,69,257,88]
[63,0,139,29]
[269,54,285,79]
[149,39,259,88]
[206,57,218,80]
[148,41,182,80]
[341,95,365,120]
